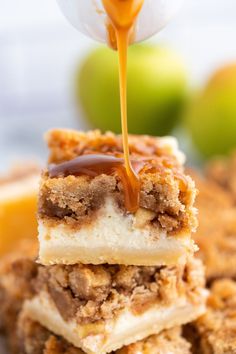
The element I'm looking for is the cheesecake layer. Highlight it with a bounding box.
[39,198,196,266]
[16,314,191,354]
[25,258,206,353]
[38,129,197,266]
[185,279,236,354]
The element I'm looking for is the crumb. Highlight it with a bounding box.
[188,169,236,280]
[186,279,236,354]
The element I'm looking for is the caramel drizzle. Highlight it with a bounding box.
[48,153,188,212]
[49,154,144,213]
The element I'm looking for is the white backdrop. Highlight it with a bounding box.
[0,0,236,168]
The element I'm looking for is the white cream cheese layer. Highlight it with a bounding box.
[38,198,196,266]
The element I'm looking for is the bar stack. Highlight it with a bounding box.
[21,129,207,354]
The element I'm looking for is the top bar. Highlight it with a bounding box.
[38,129,198,266]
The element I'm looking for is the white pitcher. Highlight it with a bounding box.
[57,0,184,44]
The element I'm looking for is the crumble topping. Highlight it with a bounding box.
[34,258,205,325]
[189,169,236,280]
[185,279,236,354]
[45,129,184,166]
[39,172,197,235]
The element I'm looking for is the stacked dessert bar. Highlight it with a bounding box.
[3,244,236,354]
[0,244,192,354]
[9,130,207,353]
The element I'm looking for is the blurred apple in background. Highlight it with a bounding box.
[77,44,188,136]
[185,63,236,158]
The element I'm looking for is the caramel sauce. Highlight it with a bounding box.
[49,152,188,209]
[101,0,144,212]
[49,155,123,178]
[49,154,144,212]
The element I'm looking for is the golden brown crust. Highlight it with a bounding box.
[117,327,191,354]
[34,258,205,325]
[39,129,197,235]
[188,279,236,354]
[16,314,191,354]
[188,169,236,280]
[45,129,182,165]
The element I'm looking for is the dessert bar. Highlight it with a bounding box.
[38,129,198,266]
[24,258,206,353]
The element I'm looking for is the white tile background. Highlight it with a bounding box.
[0,0,236,169]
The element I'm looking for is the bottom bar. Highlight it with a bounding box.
[24,258,207,354]
[0,243,206,354]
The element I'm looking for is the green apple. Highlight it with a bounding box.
[77,44,188,136]
[185,63,236,158]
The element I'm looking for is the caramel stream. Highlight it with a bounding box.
[51,1,144,213]
[102,0,144,212]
